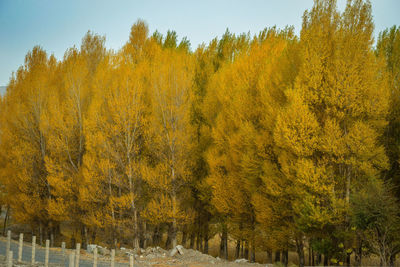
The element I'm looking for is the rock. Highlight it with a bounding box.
[176,245,184,255]
[170,245,185,257]
[98,247,110,256]
[87,244,97,253]
[170,247,178,257]
[146,254,156,259]
[145,247,154,254]
[235,258,249,263]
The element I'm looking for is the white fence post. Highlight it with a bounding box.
[69,252,75,267]
[111,249,115,267]
[6,230,11,263]
[31,236,36,265]
[45,239,50,267]
[93,247,97,267]
[7,251,13,267]
[75,243,80,267]
[18,233,23,262]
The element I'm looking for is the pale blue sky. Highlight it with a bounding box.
[1,0,399,86]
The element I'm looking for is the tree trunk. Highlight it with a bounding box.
[235,240,240,259]
[244,240,249,260]
[282,249,288,267]
[312,248,315,266]
[355,250,362,266]
[196,231,201,250]
[142,221,148,249]
[39,223,43,246]
[390,253,395,267]
[219,225,228,260]
[324,254,329,266]
[152,225,161,246]
[296,237,305,267]
[82,225,88,249]
[317,252,322,266]
[50,227,54,247]
[275,251,281,263]
[189,232,195,249]
[203,229,209,254]
[165,223,173,249]
[346,253,350,267]
[139,220,147,248]
[181,226,187,247]
[267,249,273,263]
[133,209,139,249]
[3,206,9,236]
[91,228,97,244]
[250,240,256,263]
[171,197,177,248]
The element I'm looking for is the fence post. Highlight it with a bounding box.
[111,249,115,267]
[93,247,97,267]
[7,251,12,267]
[31,236,36,265]
[69,252,75,267]
[18,233,23,262]
[129,254,134,267]
[45,239,50,267]
[75,243,80,267]
[6,230,11,263]
[61,242,66,264]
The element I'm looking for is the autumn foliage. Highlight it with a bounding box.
[1,1,400,266]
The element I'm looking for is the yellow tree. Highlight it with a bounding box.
[44,44,94,247]
[205,28,299,262]
[0,46,57,244]
[143,45,195,248]
[376,26,400,192]
[273,0,389,265]
[84,48,150,249]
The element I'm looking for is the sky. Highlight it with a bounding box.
[1,0,400,87]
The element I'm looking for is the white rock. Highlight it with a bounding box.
[170,247,178,257]
[235,258,248,263]
[176,245,184,255]
[87,244,97,253]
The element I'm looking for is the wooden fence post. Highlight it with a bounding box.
[61,242,66,264]
[111,249,115,267]
[129,254,134,267]
[18,233,23,262]
[45,239,50,267]
[6,230,11,263]
[69,252,75,267]
[93,247,97,267]
[75,243,80,267]
[31,236,36,265]
[7,251,12,267]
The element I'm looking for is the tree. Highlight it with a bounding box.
[143,46,195,248]
[0,46,57,244]
[351,181,400,266]
[273,0,390,265]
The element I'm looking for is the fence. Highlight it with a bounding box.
[2,230,135,267]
